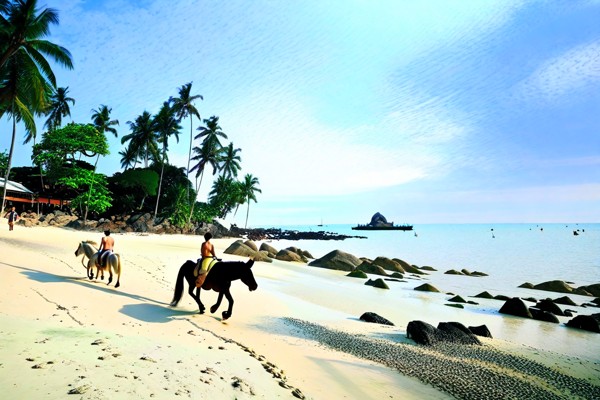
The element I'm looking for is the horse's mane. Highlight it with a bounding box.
[84,240,98,246]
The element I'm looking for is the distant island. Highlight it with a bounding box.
[352,212,413,231]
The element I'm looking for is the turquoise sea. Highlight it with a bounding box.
[256,223,600,296]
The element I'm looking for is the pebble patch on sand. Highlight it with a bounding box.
[284,318,600,400]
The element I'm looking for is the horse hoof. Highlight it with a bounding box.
[115,282,120,288]
[222,311,230,320]
[210,306,218,314]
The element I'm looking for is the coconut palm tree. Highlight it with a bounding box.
[118,143,138,171]
[0,0,72,210]
[91,104,119,137]
[169,82,202,196]
[240,174,261,229]
[43,86,75,131]
[152,101,181,219]
[122,111,158,168]
[187,137,221,223]
[195,115,227,150]
[219,142,241,179]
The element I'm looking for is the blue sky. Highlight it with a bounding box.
[2,0,599,226]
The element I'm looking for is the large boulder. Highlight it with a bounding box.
[259,242,278,256]
[371,257,404,273]
[534,299,564,316]
[355,261,389,276]
[468,325,493,338]
[532,280,575,294]
[474,291,494,299]
[392,258,425,275]
[566,314,600,333]
[275,249,305,263]
[346,270,368,279]
[365,278,389,289]
[224,240,256,257]
[414,283,440,293]
[406,321,481,346]
[529,308,559,323]
[244,240,258,251]
[359,312,394,326]
[553,296,578,306]
[499,298,532,318]
[308,250,362,271]
[580,284,600,297]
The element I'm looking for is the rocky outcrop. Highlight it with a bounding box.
[566,314,600,333]
[259,243,278,257]
[392,259,425,275]
[371,257,404,273]
[580,284,600,297]
[468,325,492,338]
[308,250,362,271]
[499,298,532,318]
[529,308,559,323]
[534,299,564,316]
[414,283,440,293]
[355,261,389,276]
[275,249,305,263]
[346,270,368,279]
[365,278,389,289]
[553,296,577,306]
[406,321,481,346]
[359,312,394,326]
[448,295,467,303]
[474,291,494,299]
[224,240,257,257]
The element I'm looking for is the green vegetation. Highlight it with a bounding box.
[0,1,262,229]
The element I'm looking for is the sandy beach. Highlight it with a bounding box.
[1,225,599,399]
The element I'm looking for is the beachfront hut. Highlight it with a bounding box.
[0,177,35,212]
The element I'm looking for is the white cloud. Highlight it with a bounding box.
[516,41,600,104]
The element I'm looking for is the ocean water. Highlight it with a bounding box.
[256,223,600,295]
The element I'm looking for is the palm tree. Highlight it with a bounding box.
[91,104,119,137]
[195,115,227,150]
[187,139,221,224]
[118,143,138,171]
[152,101,181,219]
[240,174,261,228]
[43,86,75,131]
[0,0,72,211]
[219,142,241,179]
[169,82,202,197]
[122,111,158,168]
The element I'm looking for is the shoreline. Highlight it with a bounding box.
[1,225,599,399]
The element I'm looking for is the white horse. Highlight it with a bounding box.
[74,240,122,288]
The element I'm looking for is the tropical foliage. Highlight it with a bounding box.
[1,2,262,229]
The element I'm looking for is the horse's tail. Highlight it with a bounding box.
[170,263,187,306]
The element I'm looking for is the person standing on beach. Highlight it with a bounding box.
[195,232,218,288]
[4,207,18,231]
[98,230,115,267]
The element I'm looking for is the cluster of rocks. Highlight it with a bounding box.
[498,296,600,332]
[519,279,600,298]
[223,239,314,264]
[229,226,366,241]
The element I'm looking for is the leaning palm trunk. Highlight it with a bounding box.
[154,150,166,220]
[187,170,204,226]
[1,116,17,212]
[245,199,250,229]
[83,154,100,224]
[186,118,193,199]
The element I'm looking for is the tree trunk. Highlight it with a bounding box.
[154,149,166,220]
[187,169,204,224]
[186,117,192,199]
[245,198,250,229]
[83,155,100,225]
[1,115,17,212]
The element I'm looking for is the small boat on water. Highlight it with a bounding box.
[351,212,413,231]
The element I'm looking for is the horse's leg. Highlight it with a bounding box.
[87,259,95,280]
[187,275,205,314]
[210,292,224,314]
[221,290,234,320]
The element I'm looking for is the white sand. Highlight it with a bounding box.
[1,225,599,399]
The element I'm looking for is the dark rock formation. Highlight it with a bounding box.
[389,272,404,279]
[275,249,305,263]
[499,298,532,318]
[370,212,389,225]
[566,314,600,333]
[244,240,258,251]
[356,261,389,276]
[474,291,494,299]
[494,295,511,301]
[346,270,368,279]
[518,282,534,289]
[371,257,404,273]
[406,321,481,346]
[393,259,425,274]
[365,278,389,289]
[414,283,440,292]
[421,266,437,271]
[308,250,362,271]
[445,269,463,275]
[445,304,464,309]
[448,295,467,303]
[468,325,493,338]
[581,284,600,297]
[359,312,395,326]
[534,299,565,316]
[529,308,560,323]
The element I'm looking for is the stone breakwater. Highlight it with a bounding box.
[283,318,600,400]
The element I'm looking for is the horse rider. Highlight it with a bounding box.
[195,232,219,288]
[98,230,115,267]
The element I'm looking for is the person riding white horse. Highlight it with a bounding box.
[98,230,115,268]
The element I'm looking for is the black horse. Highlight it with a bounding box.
[170,258,257,320]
